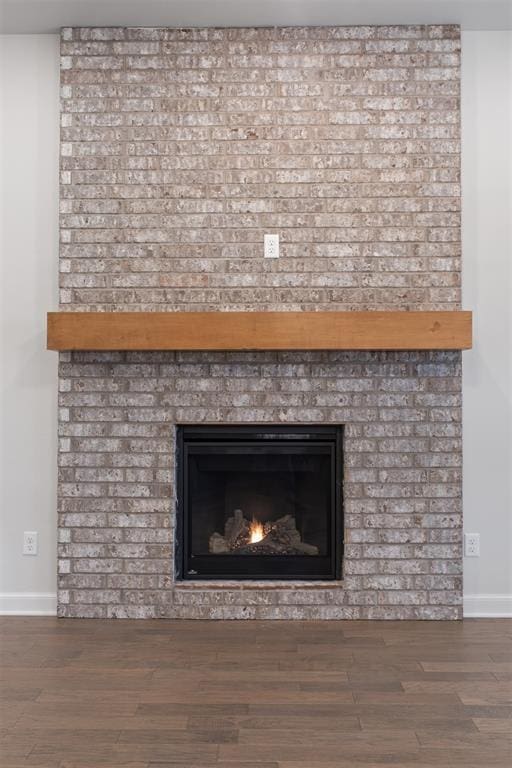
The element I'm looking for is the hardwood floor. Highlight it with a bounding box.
[1,618,511,767]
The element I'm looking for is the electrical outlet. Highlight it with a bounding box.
[464,532,480,557]
[23,531,38,556]
[264,233,279,258]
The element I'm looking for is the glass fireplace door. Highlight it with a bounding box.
[177,426,343,580]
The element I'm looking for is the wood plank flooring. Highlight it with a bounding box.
[1,617,511,767]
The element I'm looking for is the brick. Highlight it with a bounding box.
[57,24,462,620]
[59,24,460,313]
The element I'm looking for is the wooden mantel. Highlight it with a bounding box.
[47,311,472,351]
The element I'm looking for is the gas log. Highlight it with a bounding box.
[208,509,319,556]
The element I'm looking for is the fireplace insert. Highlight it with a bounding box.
[176,425,343,580]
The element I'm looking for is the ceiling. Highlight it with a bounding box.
[0,0,511,34]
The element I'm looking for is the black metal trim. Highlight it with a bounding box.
[176,424,344,582]
[187,555,335,580]
[181,425,339,442]
[336,424,344,580]
[175,425,185,581]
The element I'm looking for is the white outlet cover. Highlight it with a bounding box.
[464,532,480,557]
[264,233,279,258]
[23,531,38,556]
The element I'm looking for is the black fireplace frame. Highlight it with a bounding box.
[175,425,343,581]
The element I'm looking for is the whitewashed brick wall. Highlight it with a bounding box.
[59,24,461,312]
[57,26,463,619]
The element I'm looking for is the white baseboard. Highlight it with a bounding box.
[464,593,512,618]
[0,592,510,618]
[0,592,57,615]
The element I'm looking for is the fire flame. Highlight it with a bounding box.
[249,519,264,544]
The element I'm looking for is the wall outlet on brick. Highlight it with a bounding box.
[264,234,279,259]
[23,531,38,556]
[464,533,480,557]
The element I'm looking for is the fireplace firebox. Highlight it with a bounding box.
[176,426,343,580]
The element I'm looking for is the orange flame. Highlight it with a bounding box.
[249,519,264,544]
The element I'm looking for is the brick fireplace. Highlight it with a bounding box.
[56,24,464,619]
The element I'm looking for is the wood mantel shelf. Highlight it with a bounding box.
[47,311,472,351]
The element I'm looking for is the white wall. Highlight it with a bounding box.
[0,31,510,616]
[0,35,59,613]
[462,31,512,617]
